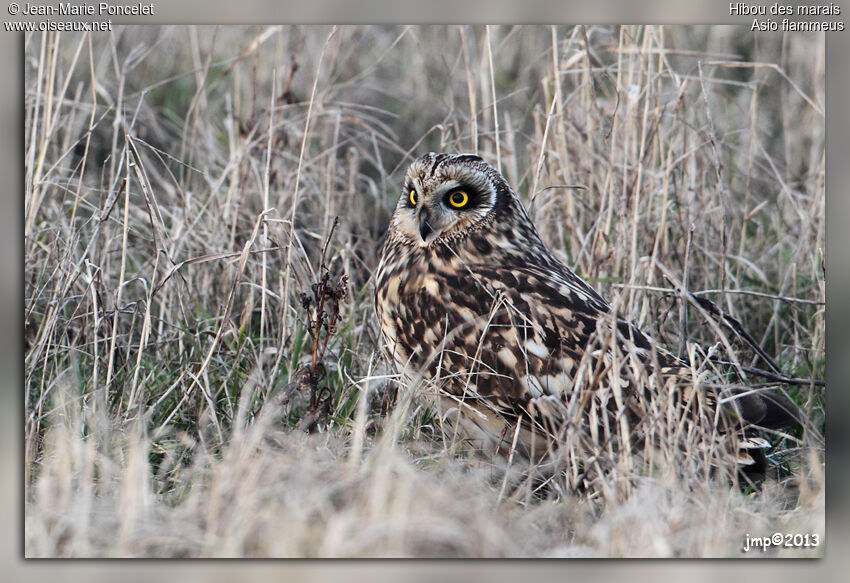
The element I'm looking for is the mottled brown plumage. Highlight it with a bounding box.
[375,152,799,482]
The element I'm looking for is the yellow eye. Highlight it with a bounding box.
[448,190,469,208]
[409,189,417,206]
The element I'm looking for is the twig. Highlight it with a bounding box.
[293,216,348,431]
[712,362,824,387]
[689,294,781,375]
[615,284,823,307]
[693,289,824,306]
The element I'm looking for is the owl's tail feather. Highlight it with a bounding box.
[724,387,802,430]
[654,365,802,482]
[720,388,802,482]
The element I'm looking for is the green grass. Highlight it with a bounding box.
[24,25,824,557]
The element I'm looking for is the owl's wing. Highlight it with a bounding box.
[471,260,670,373]
[437,261,653,438]
[452,260,800,457]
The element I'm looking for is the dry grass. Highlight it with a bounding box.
[24,25,824,557]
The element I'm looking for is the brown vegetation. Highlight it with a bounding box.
[24,25,824,557]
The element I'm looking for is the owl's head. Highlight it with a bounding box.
[388,152,516,247]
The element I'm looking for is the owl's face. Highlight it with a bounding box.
[389,153,502,247]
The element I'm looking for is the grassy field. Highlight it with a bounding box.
[24,25,824,557]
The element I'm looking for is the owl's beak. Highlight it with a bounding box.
[418,208,434,242]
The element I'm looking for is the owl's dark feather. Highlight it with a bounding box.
[375,152,801,478]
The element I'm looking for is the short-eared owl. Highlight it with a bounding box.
[375,152,799,482]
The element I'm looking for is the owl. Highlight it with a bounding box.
[375,152,800,485]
